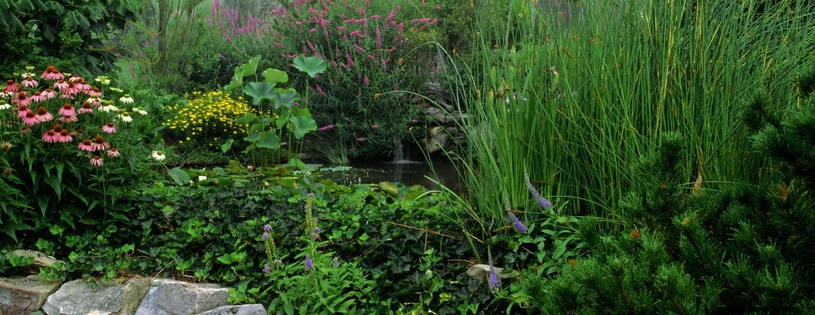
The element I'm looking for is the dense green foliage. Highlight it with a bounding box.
[0,0,141,74]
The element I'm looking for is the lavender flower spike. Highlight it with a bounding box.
[488,265,500,292]
[305,254,313,272]
[507,212,528,234]
[525,171,552,209]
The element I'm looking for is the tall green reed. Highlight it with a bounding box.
[445,0,815,253]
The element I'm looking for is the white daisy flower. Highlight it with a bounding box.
[152,150,166,161]
[119,94,134,104]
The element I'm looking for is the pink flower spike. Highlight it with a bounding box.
[318,124,334,131]
[90,156,104,167]
[102,122,117,134]
[356,137,364,142]
[371,124,378,129]
[364,76,369,86]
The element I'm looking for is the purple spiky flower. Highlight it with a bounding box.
[507,212,528,235]
[305,254,313,272]
[525,171,552,209]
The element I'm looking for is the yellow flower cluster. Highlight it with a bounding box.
[165,90,252,141]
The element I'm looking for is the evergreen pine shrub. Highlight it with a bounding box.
[521,61,815,313]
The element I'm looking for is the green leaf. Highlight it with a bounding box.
[262,68,288,84]
[273,88,300,110]
[233,112,257,124]
[244,82,276,105]
[220,139,234,153]
[293,55,327,78]
[244,132,261,142]
[256,133,280,149]
[288,158,305,170]
[241,55,262,77]
[168,167,191,185]
[289,107,317,139]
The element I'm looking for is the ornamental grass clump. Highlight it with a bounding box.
[164,90,253,147]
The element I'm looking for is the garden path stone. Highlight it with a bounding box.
[194,304,267,315]
[42,276,150,315]
[134,279,228,315]
[0,275,61,315]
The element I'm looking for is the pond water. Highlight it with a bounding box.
[320,159,466,194]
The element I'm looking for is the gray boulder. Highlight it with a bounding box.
[195,304,267,315]
[134,279,228,315]
[0,275,61,315]
[42,276,150,315]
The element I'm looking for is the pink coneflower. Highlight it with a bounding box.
[17,105,29,118]
[107,148,120,158]
[42,129,58,143]
[4,80,20,93]
[36,106,53,123]
[62,81,79,96]
[21,77,38,88]
[21,110,39,126]
[20,127,31,134]
[90,155,103,167]
[78,102,94,114]
[92,136,110,151]
[42,88,57,100]
[102,122,117,133]
[68,74,82,83]
[41,66,64,81]
[78,139,94,152]
[75,79,91,91]
[59,115,78,123]
[84,87,102,97]
[56,130,73,143]
[53,80,68,90]
[59,103,76,116]
[14,92,31,106]
[30,91,47,102]
[357,137,364,142]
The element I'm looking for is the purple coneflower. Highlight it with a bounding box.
[59,104,76,116]
[21,110,39,126]
[79,102,94,114]
[21,77,38,88]
[102,122,117,134]
[78,139,95,152]
[42,88,57,100]
[56,130,73,143]
[107,148,120,158]
[30,91,47,102]
[36,106,53,123]
[59,115,78,123]
[92,136,110,151]
[4,79,20,92]
[53,80,68,90]
[90,155,103,167]
[41,66,64,81]
[42,130,57,143]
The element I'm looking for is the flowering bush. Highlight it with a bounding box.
[0,66,157,242]
[164,90,254,149]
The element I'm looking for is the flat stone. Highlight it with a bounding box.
[195,304,267,315]
[42,276,150,315]
[134,279,228,315]
[0,275,61,315]
[5,250,66,275]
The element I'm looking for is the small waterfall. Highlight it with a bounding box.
[393,137,406,162]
